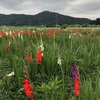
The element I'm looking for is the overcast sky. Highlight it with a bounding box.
[0,0,100,20]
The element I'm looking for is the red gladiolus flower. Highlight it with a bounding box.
[26,51,32,62]
[24,83,31,91]
[11,33,15,37]
[50,33,54,38]
[74,75,80,96]
[25,75,29,79]
[36,49,43,64]
[26,55,32,62]
[23,79,34,99]
[72,62,80,96]
[26,52,32,63]
[0,31,5,37]
[7,46,11,51]
[26,90,34,98]
[15,30,19,35]
[23,79,29,84]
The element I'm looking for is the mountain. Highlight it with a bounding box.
[0,11,92,26]
[90,18,100,25]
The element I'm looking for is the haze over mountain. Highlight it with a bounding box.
[0,11,92,26]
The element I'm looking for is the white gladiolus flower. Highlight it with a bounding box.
[21,35,23,41]
[18,33,20,37]
[42,52,43,56]
[69,34,71,39]
[9,41,11,46]
[40,44,44,51]
[9,31,12,36]
[73,33,76,35]
[33,30,35,33]
[38,41,44,51]
[57,56,62,66]
[6,32,9,36]
[80,33,82,37]
[7,71,14,77]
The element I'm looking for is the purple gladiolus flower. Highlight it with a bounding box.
[72,62,77,79]
[72,62,80,96]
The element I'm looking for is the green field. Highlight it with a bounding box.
[0,27,100,100]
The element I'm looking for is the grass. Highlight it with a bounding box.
[0,27,100,100]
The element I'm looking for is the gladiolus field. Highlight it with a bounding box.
[0,27,100,100]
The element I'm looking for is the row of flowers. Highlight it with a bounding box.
[0,28,99,37]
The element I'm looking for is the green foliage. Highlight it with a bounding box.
[90,18,100,25]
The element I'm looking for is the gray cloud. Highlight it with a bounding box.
[0,0,24,9]
[70,0,100,13]
[0,0,76,11]
[0,0,100,19]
